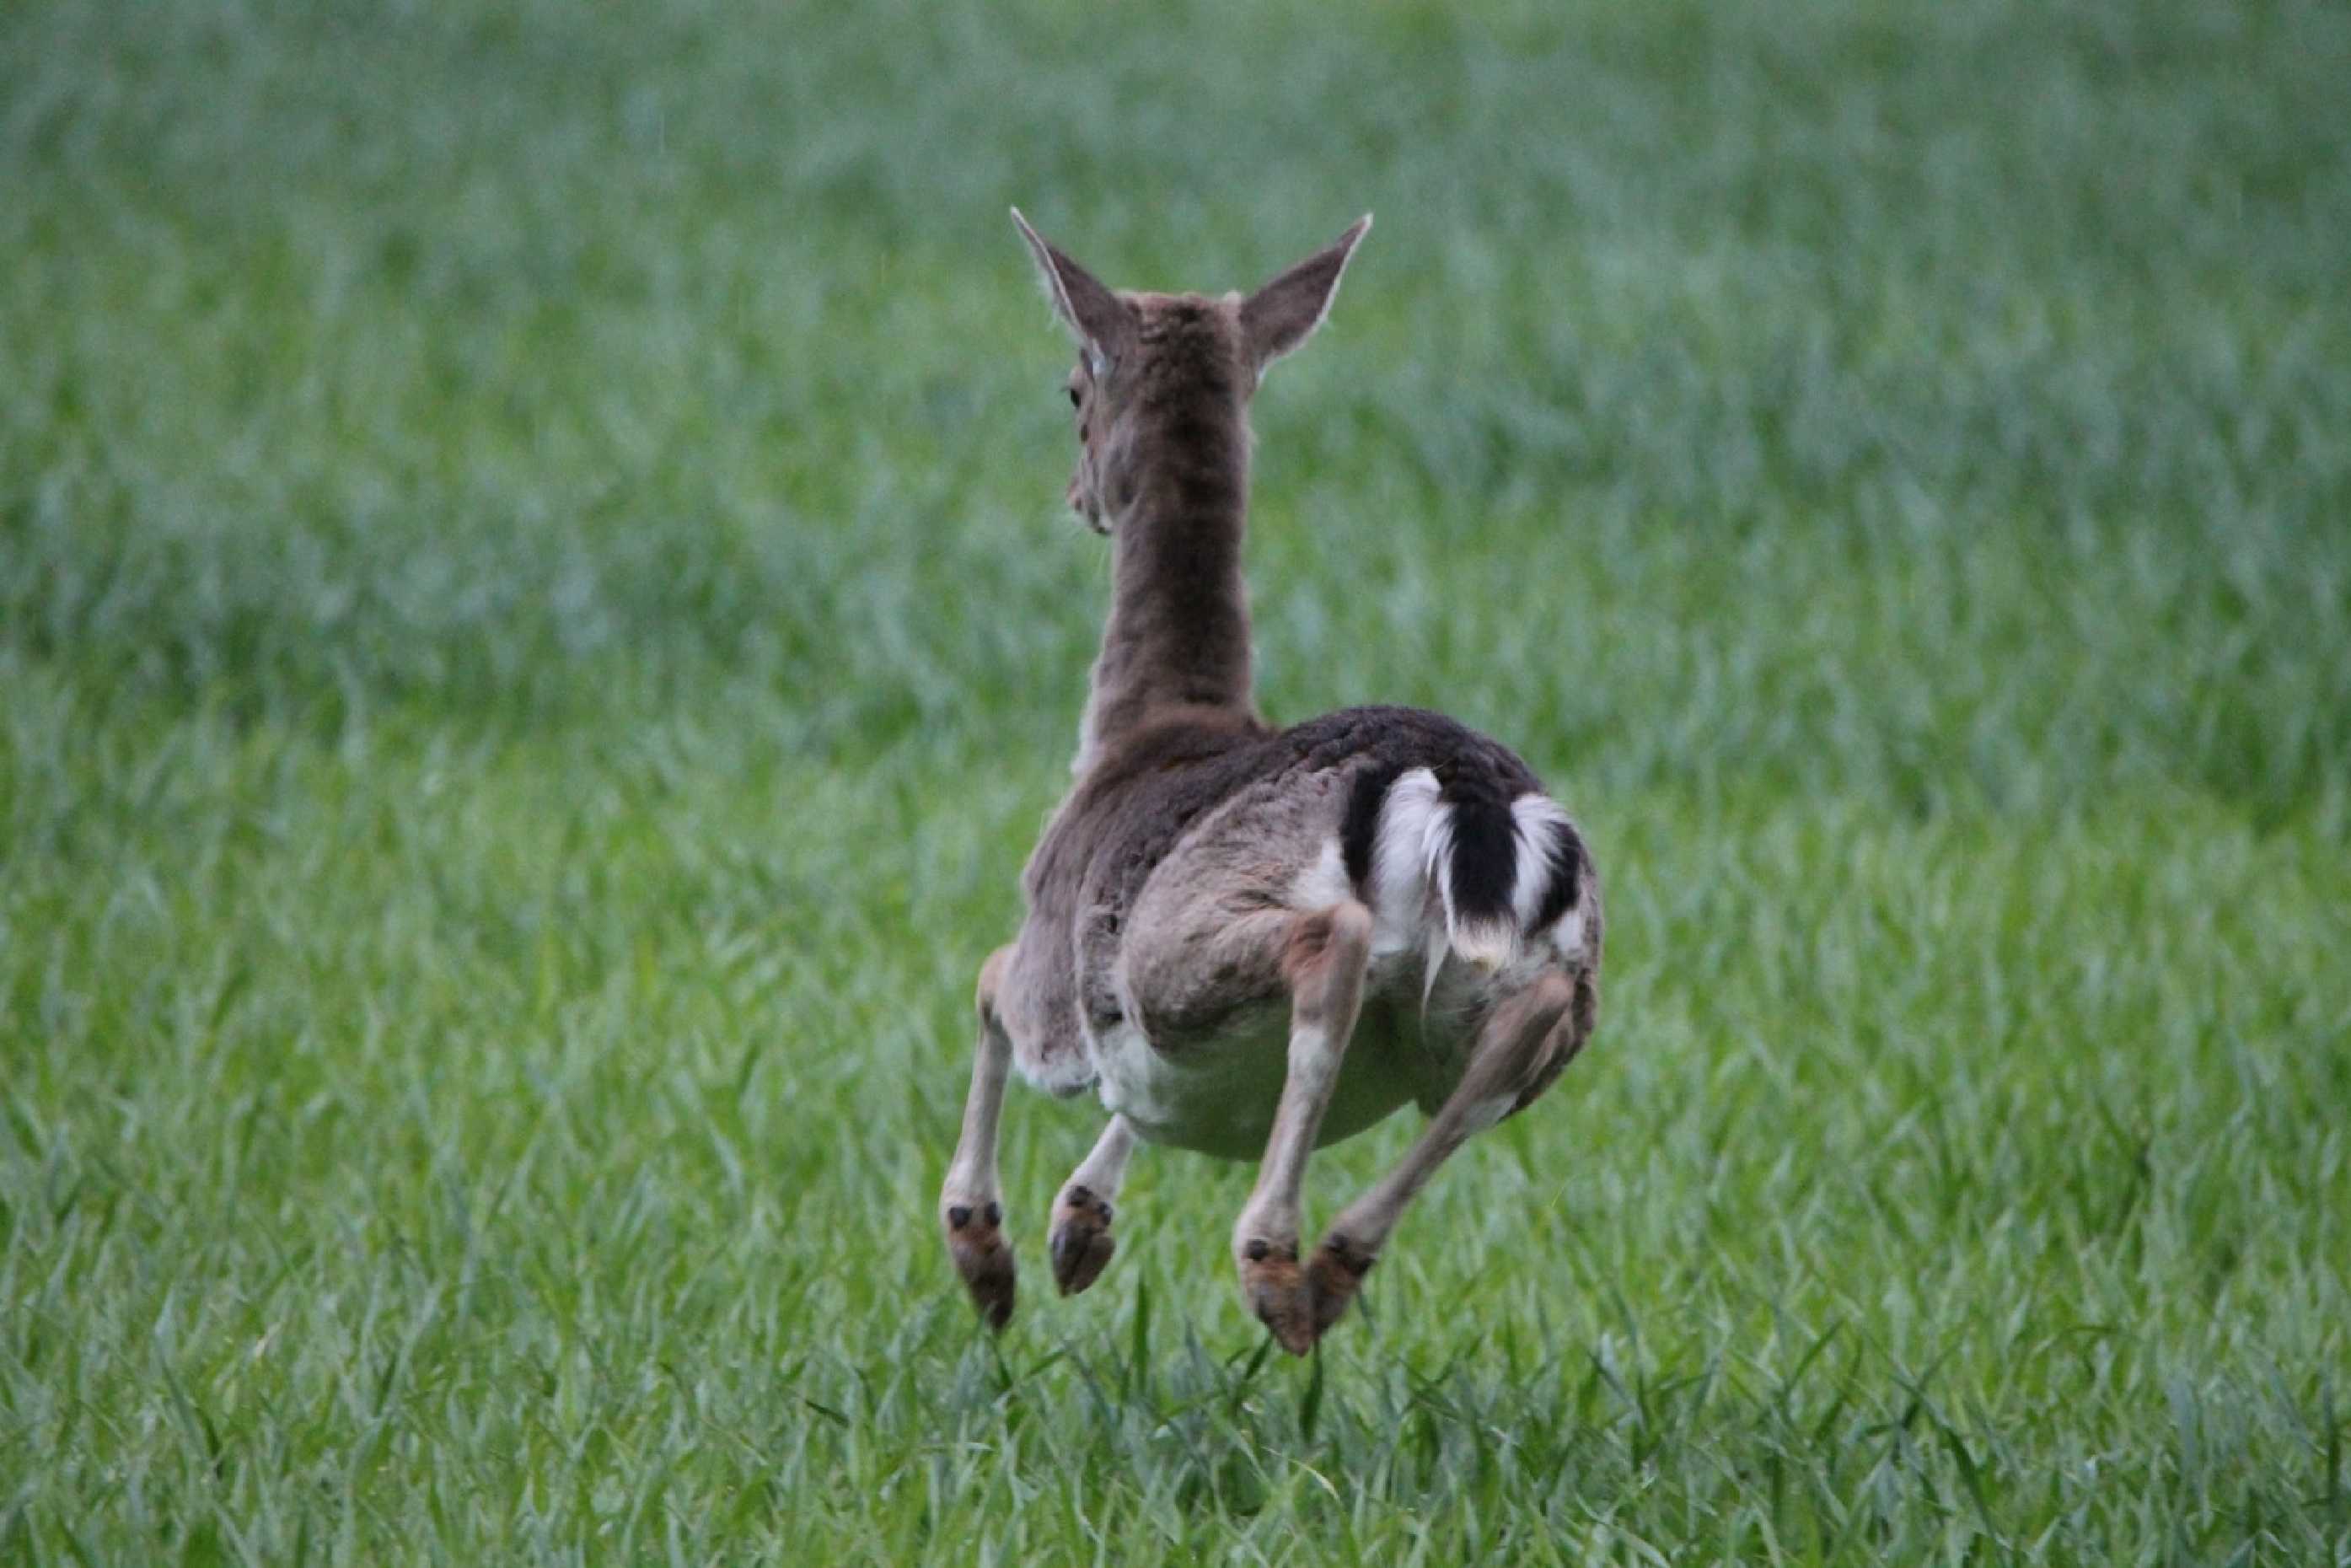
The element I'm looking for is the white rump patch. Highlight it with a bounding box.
[1550,906,1586,959]
[1508,793,1577,929]
[1366,767,1525,991]
[1291,835,1353,911]
[1362,775,1583,995]
[1368,768,1446,952]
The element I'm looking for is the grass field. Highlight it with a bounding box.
[4,0,2350,1560]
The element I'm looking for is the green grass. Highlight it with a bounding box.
[4,0,2349,1560]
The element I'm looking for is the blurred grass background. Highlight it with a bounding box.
[3,0,2348,1561]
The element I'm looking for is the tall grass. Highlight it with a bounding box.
[3,0,2347,1560]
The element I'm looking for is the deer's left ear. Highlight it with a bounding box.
[1241,214,1371,376]
[1012,208,1134,375]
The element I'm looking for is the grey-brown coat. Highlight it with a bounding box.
[940,212,1602,1353]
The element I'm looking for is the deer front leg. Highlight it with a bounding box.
[1306,969,1586,1340]
[941,947,1017,1330]
[1232,899,1374,1356]
[1049,1114,1137,1296]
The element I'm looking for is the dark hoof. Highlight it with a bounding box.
[1049,1186,1117,1297]
[945,1205,1017,1331]
[1239,1243,1313,1356]
[1307,1233,1376,1337]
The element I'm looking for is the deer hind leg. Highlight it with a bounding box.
[941,946,1018,1330]
[1231,898,1375,1356]
[1049,1114,1137,1296]
[1305,967,1591,1340]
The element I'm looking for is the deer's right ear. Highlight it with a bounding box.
[1012,208,1133,375]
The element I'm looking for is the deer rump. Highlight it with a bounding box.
[1003,706,1590,1108]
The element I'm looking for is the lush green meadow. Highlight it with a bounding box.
[4,0,2349,1560]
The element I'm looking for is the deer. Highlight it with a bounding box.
[939,210,1602,1356]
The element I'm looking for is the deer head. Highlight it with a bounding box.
[1011,210,1371,534]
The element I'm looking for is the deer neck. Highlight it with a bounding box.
[1076,383,1259,774]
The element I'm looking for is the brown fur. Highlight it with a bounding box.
[1006,703,1570,1088]
[942,214,1603,1350]
[1071,298,1263,765]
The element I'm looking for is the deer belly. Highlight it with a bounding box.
[1092,1003,1423,1160]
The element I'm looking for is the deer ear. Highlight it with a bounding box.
[1241,214,1371,375]
[1011,208,1133,373]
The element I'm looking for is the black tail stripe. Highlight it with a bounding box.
[1339,762,1409,890]
[1441,780,1517,924]
[1344,758,1579,934]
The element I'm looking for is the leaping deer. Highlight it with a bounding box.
[941,211,1602,1355]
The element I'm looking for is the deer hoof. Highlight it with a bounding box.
[944,1200,1017,1331]
[1307,1233,1376,1337]
[1238,1243,1314,1356]
[1049,1185,1117,1296]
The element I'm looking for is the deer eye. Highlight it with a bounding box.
[1067,386,1082,408]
